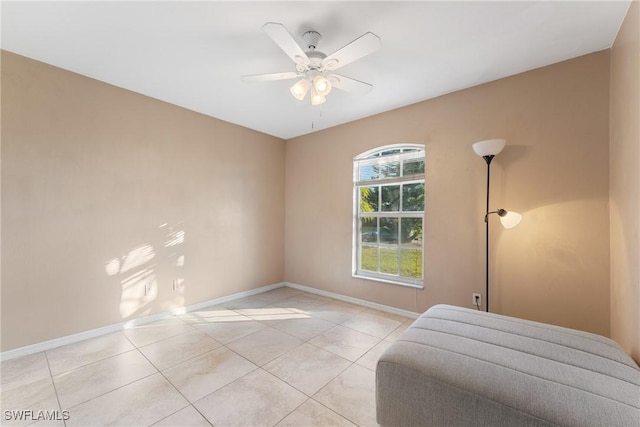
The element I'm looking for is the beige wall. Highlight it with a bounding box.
[610,0,640,362]
[2,31,628,353]
[285,51,611,336]
[1,51,285,351]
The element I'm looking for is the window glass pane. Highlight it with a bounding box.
[401,218,422,245]
[403,158,425,176]
[380,149,402,156]
[402,183,424,211]
[361,246,377,272]
[359,163,379,181]
[360,217,377,243]
[360,187,378,213]
[381,185,400,211]
[379,218,398,243]
[401,249,422,278]
[359,160,400,181]
[380,247,399,274]
[377,161,401,179]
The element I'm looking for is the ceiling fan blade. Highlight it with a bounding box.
[327,74,373,95]
[322,32,381,71]
[241,71,301,82]
[262,22,310,67]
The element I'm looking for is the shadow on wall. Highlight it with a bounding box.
[492,198,609,334]
[104,222,186,319]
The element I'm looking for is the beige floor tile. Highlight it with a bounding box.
[328,300,370,315]
[362,308,410,323]
[310,307,362,324]
[46,332,134,375]
[222,294,273,309]
[236,307,300,320]
[53,349,157,408]
[227,327,303,366]
[355,340,392,371]
[1,352,51,393]
[193,318,266,344]
[29,417,66,427]
[272,316,336,341]
[0,378,60,426]
[4,290,402,426]
[309,325,381,362]
[309,300,366,324]
[264,343,351,396]
[257,287,303,302]
[276,399,356,427]
[314,364,379,427]
[277,293,334,310]
[178,308,246,323]
[152,405,211,426]
[139,329,221,370]
[341,311,403,339]
[163,347,256,402]
[123,317,195,347]
[66,373,188,426]
[384,318,415,341]
[247,312,310,325]
[194,369,306,427]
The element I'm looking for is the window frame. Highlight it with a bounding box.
[352,144,425,288]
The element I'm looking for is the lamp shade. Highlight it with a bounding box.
[313,76,332,96]
[310,86,326,105]
[290,79,311,101]
[472,139,506,157]
[499,210,522,229]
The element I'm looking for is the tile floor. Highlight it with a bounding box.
[1,287,414,427]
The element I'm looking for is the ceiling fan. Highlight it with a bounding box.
[242,22,381,106]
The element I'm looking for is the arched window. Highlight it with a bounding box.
[353,144,425,287]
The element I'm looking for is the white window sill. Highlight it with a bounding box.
[353,273,424,289]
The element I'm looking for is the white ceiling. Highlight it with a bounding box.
[1,1,631,140]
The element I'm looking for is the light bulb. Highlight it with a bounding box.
[310,86,326,105]
[290,79,310,101]
[313,76,332,96]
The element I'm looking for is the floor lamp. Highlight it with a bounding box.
[473,139,522,312]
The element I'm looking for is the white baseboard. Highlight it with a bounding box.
[0,282,285,362]
[283,282,420,319]
[1,280,418,361]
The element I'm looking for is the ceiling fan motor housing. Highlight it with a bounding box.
[302,30,322,50]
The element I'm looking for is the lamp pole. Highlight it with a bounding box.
[473,138,510,313]
[482,155,494,313]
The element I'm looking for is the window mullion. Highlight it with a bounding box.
[376,216,381,272]
[397,218,402,276]
[355,174,424,187]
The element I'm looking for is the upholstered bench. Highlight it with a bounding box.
[376,304,640,426]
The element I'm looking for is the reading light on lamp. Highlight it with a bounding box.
[485,209,523,229]
[473,138,521,312]
[499,209,522,229]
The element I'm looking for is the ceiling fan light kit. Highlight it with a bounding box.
[242,22,381,106]
[290,78,310,100]
[313,75,332,96]
[310,86,326,106]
